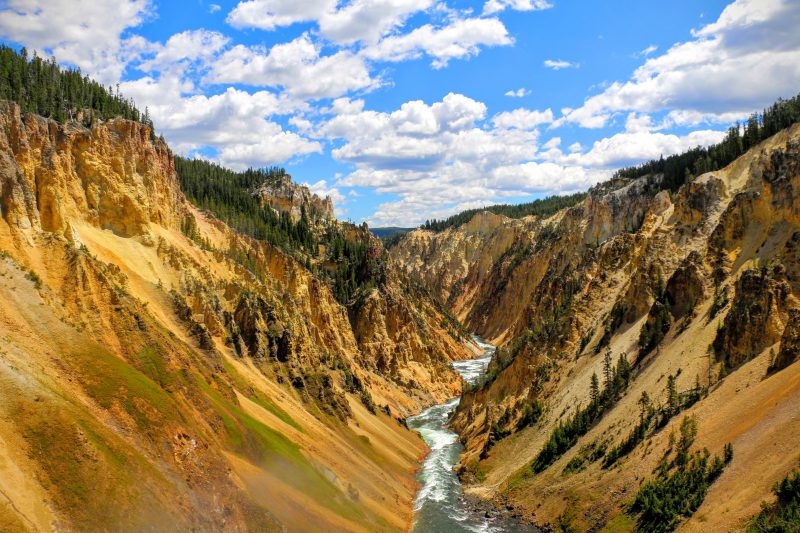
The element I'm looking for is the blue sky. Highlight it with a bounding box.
[1,0,799,225]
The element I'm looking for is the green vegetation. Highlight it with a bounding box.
[175,157,316,254]
[74,344,180,432]
[0,45,153,129]
[614,93,800,193]
[370,226,413,239]
[517,398,544,430]
[20,408,131,528]
[482,396,543,454]
[562,439,607,476]
[603,374,703,469]
[638,302,672,356]
[528,351,631,474]
[195,374,364,521]
[420,192,587,232]
[134,345,176,390]
[24,268,42,289]
[175,156,388,305]
[327,228,387,305]
[748,469,800,532]
[381,230,410,249]
[629,416,732,532]
[221,360,302,431]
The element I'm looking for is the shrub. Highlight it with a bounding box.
[747,469,800,532]
[630,429,732,532]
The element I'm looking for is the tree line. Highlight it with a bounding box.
[175,157,316,255]
[614,93,800,192]
[0,45,153,130]
[421,192,587,233]
[175,156,388,306]
[529,350,632,474]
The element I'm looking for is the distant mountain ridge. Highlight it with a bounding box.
[370,226,413,238]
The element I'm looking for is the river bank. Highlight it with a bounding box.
[407,337,540,532]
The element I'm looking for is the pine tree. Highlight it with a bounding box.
[616,353,631,387]
[638,390,651,424]
[603,350,613,392]
[666,374,679,416]
[590,372,600,405]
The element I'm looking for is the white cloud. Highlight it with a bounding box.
[320,92,730,225]
[320,93,589,226]
[563,0,800,128]
[544,59,579,70]
[0,0,152,84]
[207,34,379,99]
[505,88,530,98]
[320,0,435,44]
[362,17,513,68]
[227,0,435,44]
[138,29,229,73]
[209,3,221,13]
[492,108,554,129]
[638,44,658,57]
[483,0,552,15]
[624,112,658,133]
[121,76,319,169]
[554,129,726,168]
[542,137,560,149]
[226,0,332,31]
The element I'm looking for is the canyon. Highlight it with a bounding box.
[391,120,800,531]
[0,100,477,532]
[0,54,799,532]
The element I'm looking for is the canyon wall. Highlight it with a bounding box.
[392,124,800,531]
[0,101,474,532]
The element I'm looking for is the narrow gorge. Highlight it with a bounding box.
[391,113,800,531]
[0,98,476,532]
[1,22,800,533]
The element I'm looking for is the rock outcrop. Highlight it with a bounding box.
[254,172,334,221]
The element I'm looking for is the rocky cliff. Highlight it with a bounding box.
[0,101,474,532]
[391,123,800,531]
[255,173,335,222]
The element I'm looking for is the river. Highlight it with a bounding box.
[407,336,539,533]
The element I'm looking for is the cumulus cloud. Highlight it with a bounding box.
[207,34,379,99]
[362,17,513,68]
[544,59,579,70]
[227,0,434,44]
[319,91,729,225]
[320,93,583,225]
[562,0,800,128]
[493,108,554,129]
[0,0,152,84]
[484,0,552,15]
[226,0,329,30]
[138,29,229,73]
[553,129,726,168]
[121,75,319,169]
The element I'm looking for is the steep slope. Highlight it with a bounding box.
[0,101,474,532]
[391,123,800,530]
